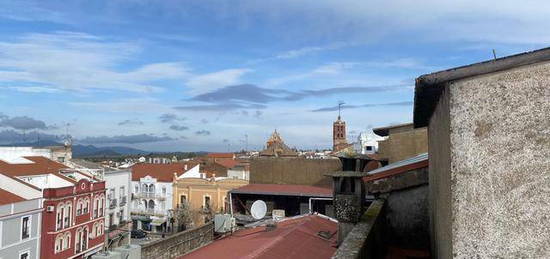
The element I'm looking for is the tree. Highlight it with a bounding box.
[172,201,193,232]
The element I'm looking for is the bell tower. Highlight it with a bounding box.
[333,102,348,151]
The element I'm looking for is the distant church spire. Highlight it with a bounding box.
[333,101,348,151]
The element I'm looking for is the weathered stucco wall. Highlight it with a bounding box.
[378,128,428,164]
[448,62,550,257]
[250,158,341,187]
[429,86,452,259]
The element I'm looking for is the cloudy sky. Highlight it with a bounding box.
[0,0,547,151]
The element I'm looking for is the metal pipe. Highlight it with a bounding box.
[308,197,333,214]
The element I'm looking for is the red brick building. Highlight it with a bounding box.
[0,156,107,259]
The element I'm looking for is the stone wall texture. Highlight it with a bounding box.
[250,158,341,187]
[141,222,213,259]
[436,62,550,258]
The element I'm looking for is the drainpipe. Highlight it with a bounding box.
[308,197,333,214]
[229,192,234,233]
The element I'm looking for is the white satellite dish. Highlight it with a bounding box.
[251,200,267,220]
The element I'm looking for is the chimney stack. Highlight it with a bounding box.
[327,171,366,246]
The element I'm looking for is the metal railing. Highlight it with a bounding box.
[131,209,166,217]
[109,199,117,209]
[134,192,166,200]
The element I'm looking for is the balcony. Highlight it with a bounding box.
[119,196,127,206]
[131,209,165,217]
[134,192,166,200]
[109,199,117,209]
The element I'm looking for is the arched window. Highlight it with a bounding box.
[143,199,148,209]
[83,198,90,214]
[64,232,71,250]
[149,184,155,193]
[91,222,98,238]
[75,228,82,253]
[55,234,63,253]
[64,201,72,228]
[97,221,104,236]
[76,199,83,215]
[56,204,64,230]
[82,226,89,250]
[142,183,147,193]
[148,200,155,211]
[98,195,105,216]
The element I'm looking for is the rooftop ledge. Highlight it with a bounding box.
[332,199,385,259]
[325,171,369,177]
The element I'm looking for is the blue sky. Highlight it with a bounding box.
[0,0,547,151]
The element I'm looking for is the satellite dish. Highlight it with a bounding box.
[251,200,267,220]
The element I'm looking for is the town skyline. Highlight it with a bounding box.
[0,0,548,151]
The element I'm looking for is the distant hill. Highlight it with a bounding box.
[0,141,148,157]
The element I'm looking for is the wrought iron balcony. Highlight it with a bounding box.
[109,198,117,209]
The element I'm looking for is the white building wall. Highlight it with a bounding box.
[104,170,131,228]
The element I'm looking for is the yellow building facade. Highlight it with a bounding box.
[172,178,248,226]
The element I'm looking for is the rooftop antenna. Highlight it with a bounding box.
[492,49,497,60]
[338,101,345,119]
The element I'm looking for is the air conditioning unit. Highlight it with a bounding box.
[46,206,55,212]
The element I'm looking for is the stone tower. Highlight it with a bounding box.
[333,115,347,151]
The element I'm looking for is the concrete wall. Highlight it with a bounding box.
[428,86,452,259]
[140,222,213,259]
[430,62,550,257]
[250,158,341,187]
[377,128,428,164]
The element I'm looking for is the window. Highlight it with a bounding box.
[64,232,71,250]
[99,196,105,216]
[64,201,72,228]
[76,199,83,215]
[180,195,187,204]
[75,228,81,253]
[19,251,29,259]
[134,185,139,193]
[55,235,62,253]
[366,146,373,151]
[56,204,64,230]
[204,196,211,209]
[21,216,30,240]
[120,186,125,198]
[83,198,89,214]
[108,188,115,200]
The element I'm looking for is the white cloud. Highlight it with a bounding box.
[312,62,358,75]
[0,31,190,93]
[6,86,62,93]
[70,97,171,113]
[186,68,251,95]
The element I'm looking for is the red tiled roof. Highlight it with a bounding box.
[206,153,235,159]
[182,214,337,259]
[131,162,199,182]
[215,159,240,169]
[0,188,26,205]
[0,156,77,183]
[231,184,332,197]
